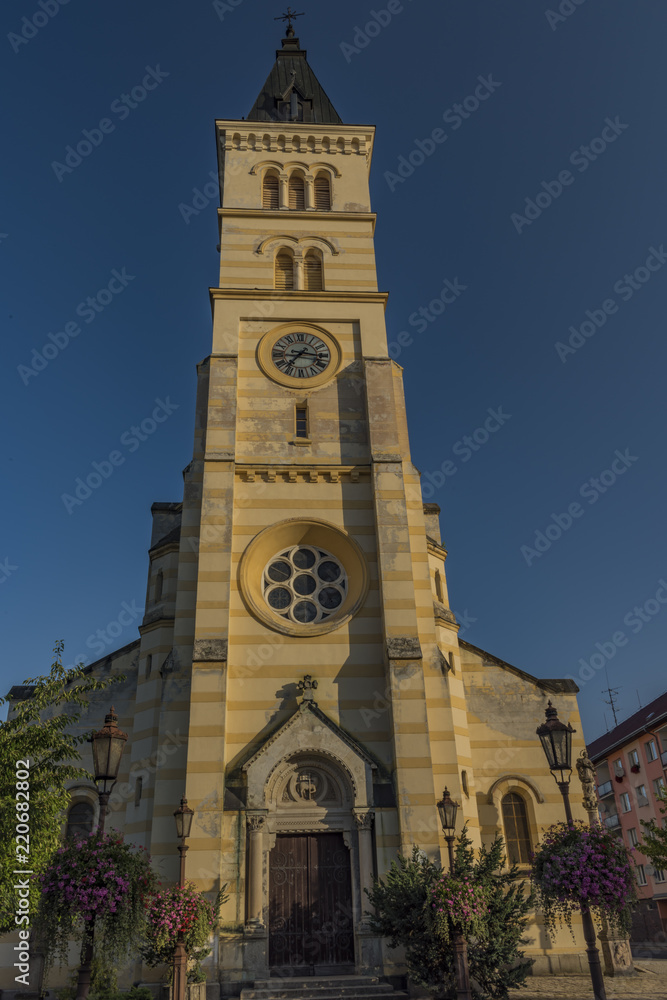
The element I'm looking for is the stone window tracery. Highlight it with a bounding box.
[262,545,347,625]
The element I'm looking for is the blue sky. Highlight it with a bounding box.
[1,0,665,744]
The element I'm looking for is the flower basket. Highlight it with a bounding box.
[427,873,488,944]
[531,821,637,937]
[142,882,226,983]
[35,831,156,977]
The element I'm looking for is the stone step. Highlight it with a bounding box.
[242,992,406,1000]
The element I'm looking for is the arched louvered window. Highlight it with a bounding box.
[66,801,94,840]
[262,173,279,209]
[303,252,323,291]
[275,251,294,290]
[155,570,163,603]
[288,174,305,211]
[314,175,331,211]
[501,793,532,865]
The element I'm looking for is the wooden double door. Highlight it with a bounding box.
[268,833,355,973]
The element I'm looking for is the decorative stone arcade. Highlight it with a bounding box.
[241,678,381,977]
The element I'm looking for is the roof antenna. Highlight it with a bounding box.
[602,667,620,728]
[636,689,643,710]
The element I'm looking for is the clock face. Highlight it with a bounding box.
[271,332,331,379]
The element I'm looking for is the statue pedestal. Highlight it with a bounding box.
[598,919,635,976]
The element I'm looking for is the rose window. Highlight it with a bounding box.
[262,546,347,624]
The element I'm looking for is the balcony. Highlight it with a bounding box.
[597,780,614,798]
[605,814,621,829]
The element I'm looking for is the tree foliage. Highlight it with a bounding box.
[366,830,533,1000]
[640,786,667,873]
[0,641,121,935]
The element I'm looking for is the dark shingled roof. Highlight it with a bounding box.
[588,690,667,761]
[247,31,342,125]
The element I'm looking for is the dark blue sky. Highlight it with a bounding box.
[1,0,665,743]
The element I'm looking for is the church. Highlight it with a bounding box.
[5,21,593,994]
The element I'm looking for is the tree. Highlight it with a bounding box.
[640,786,667,874]
[366,830,533,1000]
[0,641,122,935]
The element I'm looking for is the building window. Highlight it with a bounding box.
[295,406,308,439]
[645,740,658,762]
[155,570,163,603]
[303,251,323,291]
[628,827,638,847]
[262,545,347,625]
[654,777,666,796]
[637,784,648,805]
[613,758,624,776]
[655,869,666,883]
[435,569,443,602]
[145,653,152,679]
[620,792,631,813]
[501,792,532,866]
[135,777,143,807]
[288,174,305,211]
[629,749,640,768]
[66,801,95,840]
[314,174,331,211]
[275,250,294,290]
[262,173,279,209]
[636,865,647,886]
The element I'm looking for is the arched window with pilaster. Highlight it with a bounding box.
[501,792,532,865]
[275,250,295,290]
[262,172,279,209]
[66,801,95,840]
[303,251,323,291]
[314,173,331,211]
[288,174,305,211]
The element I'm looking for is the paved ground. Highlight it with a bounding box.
[508,963,667,999]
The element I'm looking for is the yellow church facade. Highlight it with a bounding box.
[3,27,592,994]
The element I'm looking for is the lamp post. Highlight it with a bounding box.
[537,702,607,1000]
[75,707,128,1000]
[173,797,194,1000]
[436,788,472,1000]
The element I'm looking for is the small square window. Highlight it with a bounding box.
[295,407,308,438]
[620,792,631,813]
[613,758,624,774]
[646,740,658,762]
[655,869,666,883]
[637,784,648,805]
[629,749,639,768]
[636,864,647,886]
[654,777,666,797]
[628,827,638,847]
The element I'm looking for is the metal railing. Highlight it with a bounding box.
[604,813,621,829]
[597,780,614,798]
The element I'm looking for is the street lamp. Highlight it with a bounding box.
[173,797,194,1000]
[75,707,128,1000]
[436,788,472,1000]
[91,706,129,832]
[537,702,607,1000]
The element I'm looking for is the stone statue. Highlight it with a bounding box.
[576,748,599,820]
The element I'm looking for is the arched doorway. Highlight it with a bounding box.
[266,758,355,974]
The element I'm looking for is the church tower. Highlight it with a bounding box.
[49,21,589,990]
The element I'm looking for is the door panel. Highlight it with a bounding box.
[269,833,354,972]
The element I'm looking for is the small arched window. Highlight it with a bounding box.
[262,173,279,209]
[275,251,294,290]
[303,251,323,291]
[288,174,305,211]
[66,801,95,840]
[314,174,331,211]
[501,792,531,865]
[155,570,163,603]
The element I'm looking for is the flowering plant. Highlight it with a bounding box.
[36,830,156,976]
[531,821,637,936]
[428,872,488,944]
[141,882,228,983]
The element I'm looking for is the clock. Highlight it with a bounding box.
[271,332,331,379]
[257,324,341,388]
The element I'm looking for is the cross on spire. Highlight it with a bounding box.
[275,7,305,34]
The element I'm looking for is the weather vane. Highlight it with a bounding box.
[275,7,305,32]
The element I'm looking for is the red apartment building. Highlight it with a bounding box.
[588,691,667,941]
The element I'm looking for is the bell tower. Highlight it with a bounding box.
[147,22,474,984]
